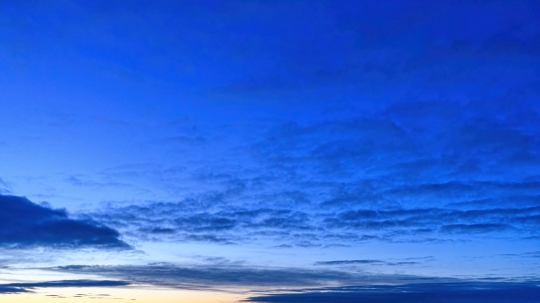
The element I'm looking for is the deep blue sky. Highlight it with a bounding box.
[1,1,540,302]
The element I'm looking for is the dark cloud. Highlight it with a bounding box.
[245,282,540,303]
[0,285,23,294]
[0,194,129,249]
[0,280,129,294]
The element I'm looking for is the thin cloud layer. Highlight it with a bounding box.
[0,195,129,249]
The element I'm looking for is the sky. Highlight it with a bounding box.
[1,0,540,302]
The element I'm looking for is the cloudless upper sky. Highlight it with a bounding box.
[1,1,540,302]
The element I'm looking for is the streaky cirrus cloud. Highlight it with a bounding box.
[0,194,130,249]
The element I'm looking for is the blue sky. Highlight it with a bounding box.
[1,1,540,302]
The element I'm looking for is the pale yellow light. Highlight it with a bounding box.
[0,287,245,303]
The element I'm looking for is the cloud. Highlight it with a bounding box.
[87,193,540,247]
[326,205,540,236]
[52,263,443,291]
[314,258,428,266]
[0,280,129,294]
[500,251,540,259]
[0,285,23,294]
[245,281,540,303]
[0,194,130,249]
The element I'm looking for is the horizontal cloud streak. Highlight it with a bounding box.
[51,263,449,291]
[314,258,430,266]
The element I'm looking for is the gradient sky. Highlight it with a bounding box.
[1,0,540,302]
